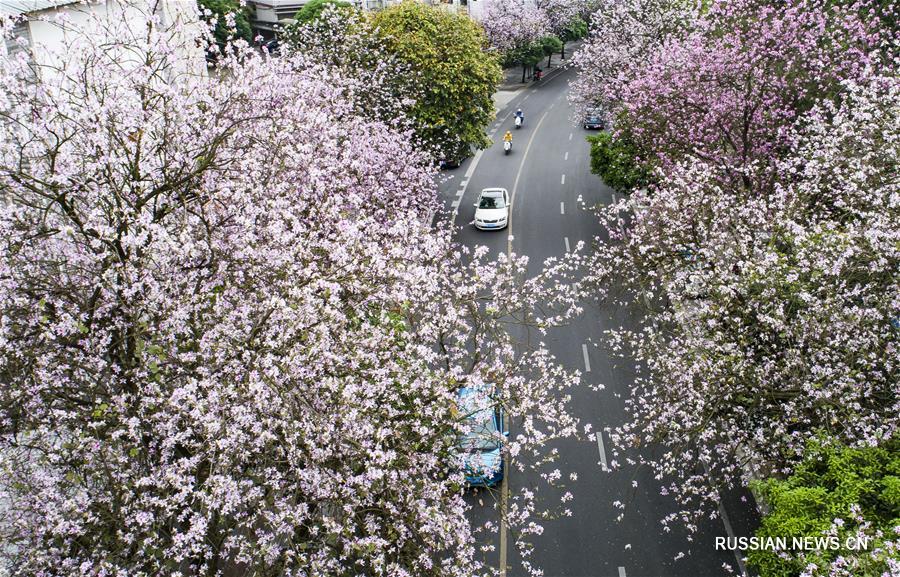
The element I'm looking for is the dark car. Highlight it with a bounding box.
[583,107,606,130]
[439,143,472,170]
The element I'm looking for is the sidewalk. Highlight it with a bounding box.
[492,40,583,112]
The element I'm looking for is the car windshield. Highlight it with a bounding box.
[461,410,500,451]
[479,194,505,209]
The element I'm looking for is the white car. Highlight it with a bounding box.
[473,188,510,230]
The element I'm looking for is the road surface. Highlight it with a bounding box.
[435,67,760,577]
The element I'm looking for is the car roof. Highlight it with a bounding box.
[457,385,497,419]
[480,188,507,197]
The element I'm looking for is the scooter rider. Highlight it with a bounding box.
[515,108,524,127]
[503,130,513,154]
[503,130,513,144]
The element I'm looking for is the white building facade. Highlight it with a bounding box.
[1,0,205,74]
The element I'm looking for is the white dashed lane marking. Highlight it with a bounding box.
[564,237,570,252]
[560,202,565,215]
[597,431,608,471]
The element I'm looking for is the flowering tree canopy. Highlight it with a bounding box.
[571,0,697,111]
[574,0,899,546]
[0,5,582,576]
[280,5,420,134]
[578,0,889,177]
[480,0,551,53]
[534,0,583,36]
[589,70,899,530]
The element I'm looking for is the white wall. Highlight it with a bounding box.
[19,0,205,77]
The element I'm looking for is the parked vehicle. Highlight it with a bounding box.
[439,143,472,169]
[473,187,510,230]
[455,385,506,487]
[583,107,606,130]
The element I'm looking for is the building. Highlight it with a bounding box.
[245,0,469,40]
[0,0,205,74]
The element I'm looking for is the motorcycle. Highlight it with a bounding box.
[504,140,512,155]
[515,115,522,129]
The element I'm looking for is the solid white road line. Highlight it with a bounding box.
[560,202,565,215]
[561,174,566,185]
[618,567,627,577]
[582,343,591,372]
[564,151,569,160]
[597,431,608,471]
[564,237,570,253]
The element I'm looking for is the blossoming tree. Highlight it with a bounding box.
[574,0,899,540]
[480,0,551,81]
[0,5,582,576]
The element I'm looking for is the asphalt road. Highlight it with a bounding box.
[436,68,760,577]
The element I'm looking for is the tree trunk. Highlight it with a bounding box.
[561,42,566,60]
[547,53,552,68]
[521,65,527,83]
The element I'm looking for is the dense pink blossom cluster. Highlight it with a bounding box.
[0,6,584,576]
[573,0,899,566]
[534,0,584,35]
[480,0,552,52]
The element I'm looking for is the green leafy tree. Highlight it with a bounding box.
[559,16,587,58]
[750,438,900,577]
[540,35,564,68]
[294,0,354,23]
[587,130,652,193]
[371,1,501,161]
[197,0,252,46]
[504,40,546,82]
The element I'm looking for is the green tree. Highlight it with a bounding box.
[750,438,900,577]
[197,0,252,46]
[540,35,564,68]
[504,40,546,83]
[371,1,501,161]
[587,130,652,193]
[559,17,587,59]
[294,0,354,23]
